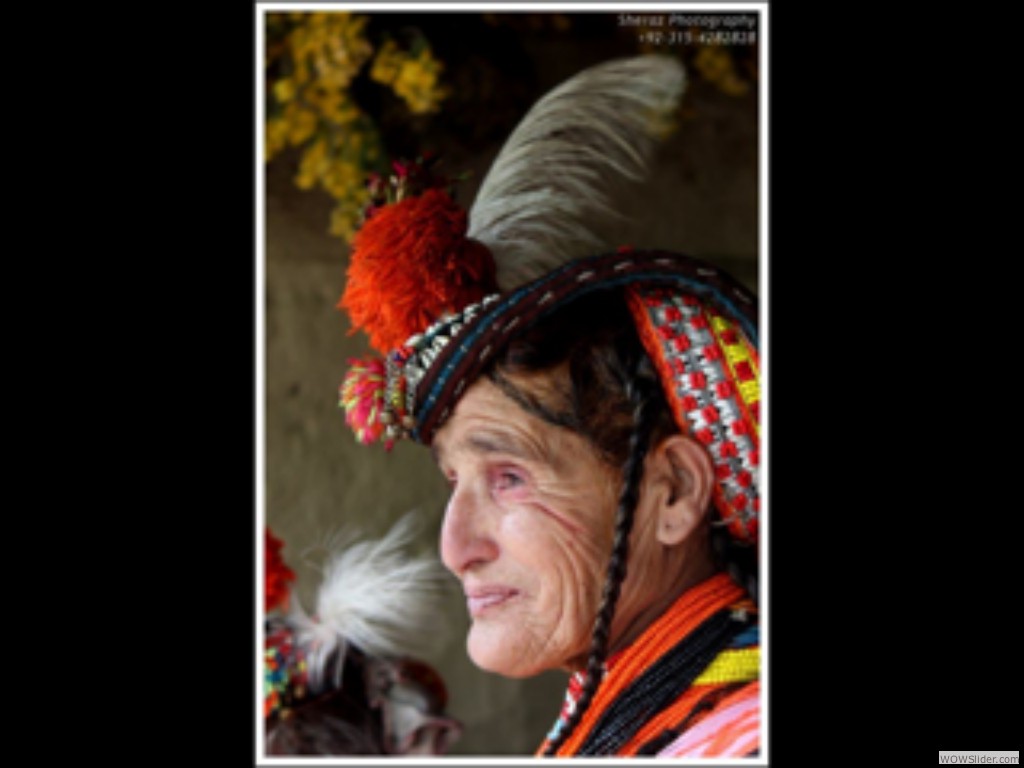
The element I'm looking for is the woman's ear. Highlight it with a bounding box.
[646,434,714,546]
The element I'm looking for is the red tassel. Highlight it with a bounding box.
[339,189,496,353]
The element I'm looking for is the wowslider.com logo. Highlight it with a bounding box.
[938,753,1018,764]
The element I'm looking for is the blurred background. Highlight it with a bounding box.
[262,9,759,756]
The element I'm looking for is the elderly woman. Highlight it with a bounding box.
[338,55,760,757]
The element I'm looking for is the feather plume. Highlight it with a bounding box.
[287,513,450,692]
[468,55,686,290]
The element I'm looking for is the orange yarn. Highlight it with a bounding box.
[548,573,746,756]
[338,188,496,353]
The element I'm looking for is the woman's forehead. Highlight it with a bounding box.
[432,379,564,467]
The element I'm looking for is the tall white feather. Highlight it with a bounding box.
[287,513,450,692]
[468,55,686,291]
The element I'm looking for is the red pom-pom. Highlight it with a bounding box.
[265,528,296,613]
[339,189,496,353]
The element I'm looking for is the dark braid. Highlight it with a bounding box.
[542,375,663,756]
[711,526,758,606]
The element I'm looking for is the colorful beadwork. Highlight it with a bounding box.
[537,574,759,757]
[692,647,760,686]
[626,287,759,544]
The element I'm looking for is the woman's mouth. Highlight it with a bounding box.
[465,586,519,618]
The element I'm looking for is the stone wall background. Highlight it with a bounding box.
[264,16,758,756]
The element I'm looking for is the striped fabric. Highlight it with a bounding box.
[657,680,760,757]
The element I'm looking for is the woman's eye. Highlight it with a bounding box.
[493,470,524,491]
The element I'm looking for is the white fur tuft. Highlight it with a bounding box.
[287,513,450,692]
[468,55,686,290]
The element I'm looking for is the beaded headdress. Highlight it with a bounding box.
[338,55,760,545]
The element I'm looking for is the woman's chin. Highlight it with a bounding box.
[467,627,542,679]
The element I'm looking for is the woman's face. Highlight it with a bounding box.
[433,377,622,678]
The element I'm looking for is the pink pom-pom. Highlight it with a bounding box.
[339,356,394,450]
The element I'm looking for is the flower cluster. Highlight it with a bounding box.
[693,45,750,97]
[362,153,462,220]
[370,39,451,115]
[264,13,451,242]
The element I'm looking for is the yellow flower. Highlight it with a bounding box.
[303,81,339,113]
[370,39,404,85]
[694,46,749,96]
[295,138,329,189]
[273,78,296,103]
[285,102,318,145]
[321,158,363,199]
[329,199,366,241]
[391,48,449,114]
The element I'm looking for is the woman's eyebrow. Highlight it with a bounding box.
[464,432,534,459]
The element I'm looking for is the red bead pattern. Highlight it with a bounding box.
[627,288,760,544]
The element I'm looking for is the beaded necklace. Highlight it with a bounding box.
[538,573,759,757]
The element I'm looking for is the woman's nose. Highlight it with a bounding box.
[440,480,499,576]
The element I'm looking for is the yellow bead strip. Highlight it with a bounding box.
[692,647,760,686]
[707,309,760,439]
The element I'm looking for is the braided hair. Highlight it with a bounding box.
[541,374,663,755]
[486,289,754,756]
